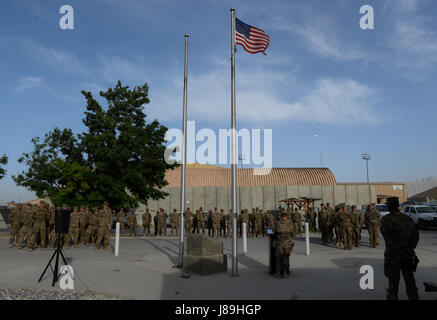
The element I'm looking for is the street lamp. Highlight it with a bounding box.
[362,153,371,183]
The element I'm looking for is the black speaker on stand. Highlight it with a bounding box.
[38,207,71,286]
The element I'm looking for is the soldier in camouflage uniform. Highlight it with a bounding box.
[196,208,206,235]
[33,200,48,250]
[381,197,419,300]
[66,207,80,248]
[48,207,56,249]
[332,206,343,246]
[318,204,330,245]
[265,210,275,230]
[128,209,137,237]
[184,208,193,235]
[17,203,35,250]
[84,207,98,246]
[219,209,226,237]
[9,203,23,248]
[170,209,179,236]
[116,208,125,237]
[211,209,220,238]
[325,203,335,243]
[96,202,112,252]
[253,209,262,237]
[365,203,381,248]
[273,211,296,278]
[79,206,89,244]
[225,210,233,238]
[156,209,165,237]
[291,208,302,236]
[351,205,364,247]
[239,209,250,238]
[142,208,152,236]
[338,204,353,250]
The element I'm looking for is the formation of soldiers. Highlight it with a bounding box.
[8,201,382,252]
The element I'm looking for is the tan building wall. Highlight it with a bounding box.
[337,182,407,203]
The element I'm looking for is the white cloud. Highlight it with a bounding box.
[148,63,379,126]
[98,55,149,84]
[12,76,44,93]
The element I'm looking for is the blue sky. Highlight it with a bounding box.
[1,0,437,204]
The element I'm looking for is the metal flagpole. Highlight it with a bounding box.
[230,8,238,277]
[178,34,189,268]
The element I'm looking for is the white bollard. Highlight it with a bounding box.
[115,222,120,256]
[242,222,247,255]
[305,222,310,256]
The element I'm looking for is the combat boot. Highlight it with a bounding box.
[9,243,13,248]
[96,247,99,252]
[104,247,111,251]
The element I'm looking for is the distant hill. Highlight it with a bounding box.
[407,177,437,197]
[409,186,437,202]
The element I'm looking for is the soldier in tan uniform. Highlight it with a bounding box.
[96,202,112,252]
[66,207,80,248]
[219,209,227,237]
[116,208,125,236]
[128,209,137,237]
[351,205,364,247]
[48,207,56,249]
[225,210,233,238]
[170,209,179,236]
[17,203,35,250]
[79,206,89,244]
[240,209,250,238]
[365,203,381,248]
[273,211,296,278]
[338,205,353,250]
[84,207,98,246]
[211,209,221,238]
[142,208,152,236]
[196,208,206,235]
[33,201,48,250]
[265,210,275,231]
[9,203,23,248]
[291,208,302,236]
[184,208,193,235]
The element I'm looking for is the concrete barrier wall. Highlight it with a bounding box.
[139,185,377,212]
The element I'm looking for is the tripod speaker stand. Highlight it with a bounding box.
[38,233,70,287]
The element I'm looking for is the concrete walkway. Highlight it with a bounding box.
[1,230,436,300]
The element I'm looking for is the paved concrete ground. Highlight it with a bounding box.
[1,229,436,300]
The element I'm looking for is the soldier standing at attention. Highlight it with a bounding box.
[381,197,419,300]
[142,208,152,236]
[365,203,381,248]
[156,209,164,237]
[325,203,335,243]
[33,200,48,250]
[273,211,296,278]
[207,209,213,237]
[79,206,88,244]
[351,205,364,247]
[291,208,302,236]
[84,207,98,246]
[48,207,56,249]
[160,210,168,236]
[17,203,35,251]
[239,209,249,238]
[9,203,23,248]
[128,209,137,237]
[96,202,112,252]
[67,207,80,248]
[184,208,193,235]
[116,208,125,237]
[196,208,206,235]
[225,209,233,238]
[265,210,275,231]
[211,209,220,238]
[318,204,329,245]
[170,209,179,236]
[219,209,226,237]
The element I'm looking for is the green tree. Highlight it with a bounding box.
[13,81,178,208]
[0,154,7,180]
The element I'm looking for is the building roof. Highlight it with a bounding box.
[409,186,437,201]
[164,167,337,187]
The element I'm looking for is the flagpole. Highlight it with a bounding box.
[230,8,238,277]
[178,34,189,268]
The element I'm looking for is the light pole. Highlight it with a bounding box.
[314,134,322,168]
[362,153,371,183]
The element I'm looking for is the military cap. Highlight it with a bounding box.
[25,203,31,207]
[16,203,23,207]
[40,200,46,204]
[62,203,68,207]
[73,206,78,210]
[103,201,109,206]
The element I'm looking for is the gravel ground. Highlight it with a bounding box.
[0,288,128,300]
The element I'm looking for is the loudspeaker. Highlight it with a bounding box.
[55,208,71,234]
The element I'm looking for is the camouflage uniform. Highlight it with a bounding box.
[66,209,80,247]
[225,211,233,238]
[291,210,302,236]
[96,206,112,251]
[219,210,226,237]
[365,207,381,248]
[48,208,56,248]
[265,211,275,230]
[318,205,329,245]
[249,209,256,237]
[326,205,335,243]
[142,209,152,236]
[211,210,221,238]
[9,205,23,247]
[254,210,263,238]
[85,208,98,246]
[196,209,206,235]
[79,207,89,243]
[116,209,125,236]
[170,210,179,236]
[17,206,34,250]
[184,209,193,235]
[332,207,343,246]
[338,207,353,250]
[381,209,419,300]
[240,210,250,237]
[351,208,364,247]
[156,210,166,236]
[273,216,295,277]
[32,204,48,249]
[128,211,137,237]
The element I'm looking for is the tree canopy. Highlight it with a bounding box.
[13,81,178,208]
[0,154,7,180]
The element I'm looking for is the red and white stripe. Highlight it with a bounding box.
[236,26,270,55]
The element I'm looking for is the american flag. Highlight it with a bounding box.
[235,18,270,55]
